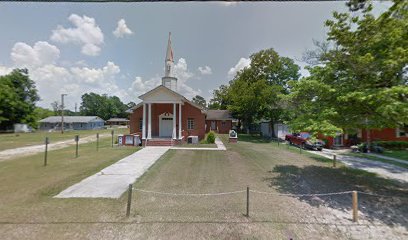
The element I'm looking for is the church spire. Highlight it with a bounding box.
[165,32,174,63]
[162,32,178,91]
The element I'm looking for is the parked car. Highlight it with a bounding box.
[285,132,324,151]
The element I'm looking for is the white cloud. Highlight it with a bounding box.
[113,19,133,38]
[219,2,239,7]
[0,65,13,76]
[129,58,201,100]
[11,41,60,68]
[50,14,104,56]
[198,65,212,75]
[228,57,251,79]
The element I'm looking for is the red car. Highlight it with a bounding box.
[285,132,324,151]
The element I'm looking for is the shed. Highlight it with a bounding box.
[39,116,105,131]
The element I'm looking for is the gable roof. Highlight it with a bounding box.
[128,85,206,113]
[39,116,104,123]
[206,110,233,120]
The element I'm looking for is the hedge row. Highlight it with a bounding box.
[373,141,408,150]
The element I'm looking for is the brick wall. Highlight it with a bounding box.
[129,102,206,140]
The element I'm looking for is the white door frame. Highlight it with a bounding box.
[159,112,173,137]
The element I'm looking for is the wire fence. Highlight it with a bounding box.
[125,185,408,224]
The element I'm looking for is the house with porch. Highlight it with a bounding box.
[128,33,232,146]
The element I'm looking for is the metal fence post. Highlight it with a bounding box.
[246,186,249,217]
[96,133,99,151]
[352,191,358,222]
[75,135,79,158]
[126,184,133,217]
[111,130,114,148]
[44,137,49,166]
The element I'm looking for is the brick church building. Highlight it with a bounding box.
[128,33,233,146]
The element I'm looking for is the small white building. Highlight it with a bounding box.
[260,121,290,140]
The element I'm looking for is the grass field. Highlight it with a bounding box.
[0,134,406,239]
[0,127,129,151]
[343,152,408,169]
[382,150,408,161]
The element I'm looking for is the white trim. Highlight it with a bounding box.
[178,103,182,139]
[172,103,177,139]
[142,103,146,139]
[147,103,152,139]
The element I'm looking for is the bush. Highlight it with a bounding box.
[206,131,216,144]
[374,141,408,150]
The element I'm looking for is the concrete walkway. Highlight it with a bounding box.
[307,149,408,183]
[55,147,169,198]
[171,137,226,151]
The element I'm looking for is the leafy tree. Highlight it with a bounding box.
[79,93,128,120]
[208,85,230,110]
[227,48,300,134]
[192,95,207,109]
[0,69,39,130]
[34,107,54,121]
[288,0,408,142]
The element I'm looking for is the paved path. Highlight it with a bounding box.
[0,134,110,162]
[171,137,226,151]
[55,147,169,198]
[307,149,408,183]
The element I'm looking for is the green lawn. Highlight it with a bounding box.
[382,150,408,161]
[0,134,406,239]
[0,127,129,151]
[343,152,408,169]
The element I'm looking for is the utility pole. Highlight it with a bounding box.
[61,94,67,134]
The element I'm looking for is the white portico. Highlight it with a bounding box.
[139,86,184,140]
[129,32,207,145]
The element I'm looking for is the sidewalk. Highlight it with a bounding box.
[306,149,408,183]
[55,146,170,198]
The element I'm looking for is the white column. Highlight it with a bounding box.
[147,103,152,139]
[172,103,177,139]
[178,103,182,139]
[142,103,146,139]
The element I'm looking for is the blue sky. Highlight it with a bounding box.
[0,1,391,110]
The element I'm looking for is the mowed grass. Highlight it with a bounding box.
[0,134,406,239]
[382,150,408,161]
[0,127,129,151]
[0,137,138,224]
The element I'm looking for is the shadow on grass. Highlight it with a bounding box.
[266,165,408,228]
[237,134,272,144]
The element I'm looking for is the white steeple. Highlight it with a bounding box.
[162,32,178,91]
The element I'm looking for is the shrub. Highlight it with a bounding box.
[374,141,408,150]
[206,131,216,144]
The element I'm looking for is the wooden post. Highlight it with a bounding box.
[126,184,133,217]
[246,186,249,217]
[75,135,79,158]
[299,145,302,154]
[111,130,114,148]
[96,133,99,151]
[333,154,337,168]
[44,137,49,166]
[277,139,280,147]
[352,191,358,222]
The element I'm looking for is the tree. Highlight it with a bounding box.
[208,85,230,110]
[192,95,207,109]
[287,0,408,141]
[79,93,128,120]
[0,69,39,130]
[34,107,54,121]
[227,48,300,134]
